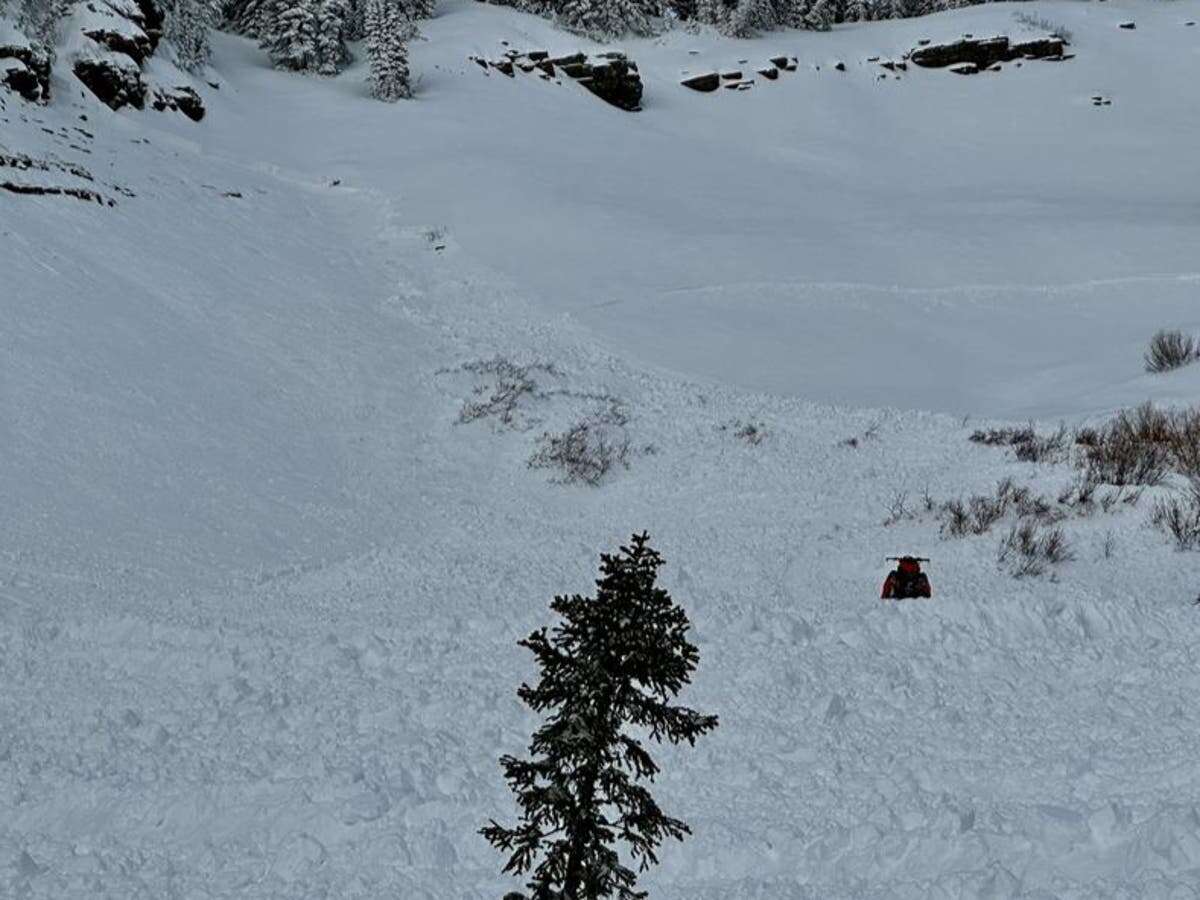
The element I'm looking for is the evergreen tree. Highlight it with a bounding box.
[693,0,727,28]
[844,0,871,22]
[482,533,718,900]
[803,0,832,30]
[726,0,775,37]
[316,0,349,74]
[167,0,214,72]
[267,0,319,70]
[405,0,434,21]
[366,0,413,100]
[557,0,649,41]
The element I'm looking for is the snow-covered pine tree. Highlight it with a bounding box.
[404,0,434,22]
[316,0,349,74]
[844,0,871,22]
[693,0,727,29]
[726,0,775,37]
[557,0,649,41]
[267,0,319,69]
[365,0,413,100]
[167,0,214,72]
[482,532,719,900]
[803,0,832,30]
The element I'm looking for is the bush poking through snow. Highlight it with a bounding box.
[1151,481,1200,551]
[1144,329,1199,374]
[528,412,631,486]
[481,533,718,899]
[997,522,1074,578]
[969,423,1068,463]
[1012,10,1073,43]
[721,419,768,445]
[455,356,558,427]
[939,478,1061,538]
[1076,404,1200,486]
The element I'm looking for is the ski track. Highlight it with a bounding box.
[5,1,1200,898]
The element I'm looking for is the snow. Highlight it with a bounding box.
[3,2,1200,897]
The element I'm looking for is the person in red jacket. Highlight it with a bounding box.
[881,557,932,600]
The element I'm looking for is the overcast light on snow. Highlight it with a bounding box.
[4,0,1200,897]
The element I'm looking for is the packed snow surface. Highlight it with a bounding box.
[3,2,1200,897]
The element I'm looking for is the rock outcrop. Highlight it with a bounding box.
[470,48,643,112]
[681,72,720,92]
[909,34,1066,70]
[151,85,205,121]
[575,55,642,112]
[0,23,52,103]
[74,54,147,109]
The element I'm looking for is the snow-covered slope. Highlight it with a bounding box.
[3,2,1200,898]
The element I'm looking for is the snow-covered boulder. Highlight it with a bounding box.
[63,0,199,120]
[909,35,1065,70]
[151,84,204,121]
[73,50,147,109]
[574,54,642,111]
[0,18,51,103]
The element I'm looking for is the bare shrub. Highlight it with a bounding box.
[1076,403,1200,486]
[997,522,1074,578]
[733,421,767,446]
[1150,481,1200,551]
[1012,10,1073,42]
[842,421,881,448]
[1077,404,1170,486]
[456,357,559,426]
[883,491,912,527]
[970,423,1068,463]
[1144,329,1199,374]
[529,412,630,486]
[970,425,1033,447]
[939,479,1060,538]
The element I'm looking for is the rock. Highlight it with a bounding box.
[133,0,165,52]
[0,41,51,103]
[2,60,40,101]
[834,61,846,71]
[73,55,147,110]
[535,59,555,76]
[948,62,979,75]
[527,50,549,61]
[681,72,720,92]
[879,59,907,71]
[470,55,488,69]
[577,57,642,111]
[910,36,1013,69]
[917,38,931,45]
[82,27,154,65]
[721,70,742,80]
[769,55,789,68]
[757,66,778,80]
[492,59,514,77]
[1118,21,1136,29]
[560,60,590,79]
[1011,37,1065,59]
[549,52,587,67]
[151,85,204,121]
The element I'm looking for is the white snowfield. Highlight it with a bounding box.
[3,1,1200,897]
